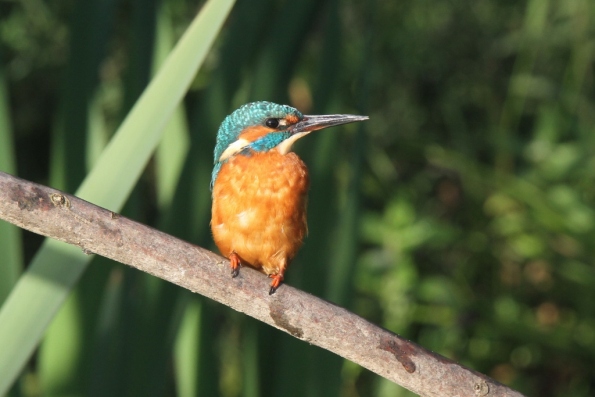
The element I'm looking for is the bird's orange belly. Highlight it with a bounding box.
[211,151,309,276]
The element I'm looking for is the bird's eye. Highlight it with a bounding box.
[265,118,280,128]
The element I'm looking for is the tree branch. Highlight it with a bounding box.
[0,171,525,397]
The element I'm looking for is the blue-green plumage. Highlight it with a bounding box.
[246,131,292,152]
[211,101,303,189]
[210,101,368,294]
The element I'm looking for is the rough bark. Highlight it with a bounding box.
[0,171,525,397]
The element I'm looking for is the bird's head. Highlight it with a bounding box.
[211,101,368,188]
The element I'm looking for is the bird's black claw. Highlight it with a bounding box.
[231,267,240,278]
[269,285,278,295]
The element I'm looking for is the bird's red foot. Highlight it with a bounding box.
[229,252,241,278]
[268,273,284,295]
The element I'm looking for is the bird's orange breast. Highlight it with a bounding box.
[211,151,309,277]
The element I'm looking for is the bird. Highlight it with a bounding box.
[210,101,368,294]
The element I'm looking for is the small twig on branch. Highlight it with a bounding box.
[0,171,525,397]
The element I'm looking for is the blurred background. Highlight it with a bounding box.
[1,0,594,396]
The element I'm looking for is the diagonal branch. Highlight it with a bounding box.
[0,171,525,397]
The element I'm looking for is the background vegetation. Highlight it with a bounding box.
[1,0,594,396]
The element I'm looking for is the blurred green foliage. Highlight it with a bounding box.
[1,0,594,396]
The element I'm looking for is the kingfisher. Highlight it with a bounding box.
[211,101,368,294]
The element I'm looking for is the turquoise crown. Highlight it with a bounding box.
[211,101,303,189]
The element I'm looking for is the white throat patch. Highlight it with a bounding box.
[219,138,250,162]
[275,131,310,155]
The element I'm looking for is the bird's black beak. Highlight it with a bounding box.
[275,112,368,155]
[290,114,369,134]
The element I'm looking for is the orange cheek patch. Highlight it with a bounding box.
[239,126,275,142]
[285,115,299,124]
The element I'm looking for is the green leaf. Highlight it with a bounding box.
[0,66,23,305]
[0,0,235,393]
